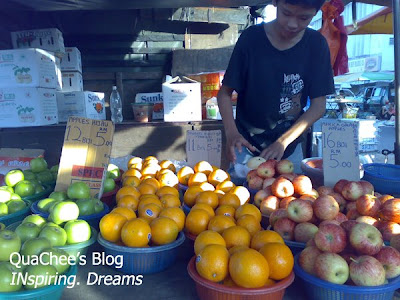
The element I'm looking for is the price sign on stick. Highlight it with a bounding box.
[186,130,222,167]
[321,119,360,187]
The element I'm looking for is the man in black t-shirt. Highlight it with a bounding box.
[218,0,335,166]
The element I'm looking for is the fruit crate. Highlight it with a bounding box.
[0,200,31,226]
[293,254,400,300]
[187,256,295,300]
[362,163,400,197]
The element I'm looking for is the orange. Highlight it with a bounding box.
[138,203,162,223]
[195,191,219,209]
[207,215,236,234]
[144,155,158,164]
[117,195,140,211]
[127,156,143,169]
[208,169,229,187]
[159,207,186,231]
[191,203,215,218]
[156,186,179,198]
[250,230,284,251]
[229,245,249,256]
[222,226,251,249]
[187,172,208,187]
[99,213,128,242]
[198,182,215,191]
[194,230,226,255]
[141,164,160,177]
[159,194,181,208]
[122,176,141,188]
[138,194,160,206]
[176,166,195,185]
[216,180,236,193]
[215,205,236,218]
[141,177,160,191]
[121,218,151,247]
[122,168,142,180]
[259,242,294,280]
[158,160,176,173]
[236,214,262,237]
[137,183,157,195]
[158,172,179,188]
[128,162,143,171]
[193,161,213,176]
[150,217,179,245]
[219,193,240,209]
[116,186,140,202]
[156,169,175,181]
[229,248,269,288]
[185,209,210,236]
[229,186,251,205]
[183,186,203,208]
[196,244,229,282]
[215,189,226,199]
[235,203,262,223]
[111,207,136,220]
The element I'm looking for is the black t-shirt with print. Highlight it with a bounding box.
[222,23,335,158]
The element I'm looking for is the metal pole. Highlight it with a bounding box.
[394,0,400,165]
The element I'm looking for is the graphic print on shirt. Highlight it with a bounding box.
[278,73,304,121]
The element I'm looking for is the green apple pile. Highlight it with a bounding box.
[103,164,120,193]
[23,157,58,186]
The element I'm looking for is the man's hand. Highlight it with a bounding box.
[226,133,257,162]
[260,141,286,160]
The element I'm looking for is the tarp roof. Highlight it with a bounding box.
[334,71,394,83]
[346,6,393,35]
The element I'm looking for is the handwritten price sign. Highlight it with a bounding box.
[321,120,360,187]
[186,130,222,167]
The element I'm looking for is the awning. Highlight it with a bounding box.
[346,7,393,35]
[334,71,394,83]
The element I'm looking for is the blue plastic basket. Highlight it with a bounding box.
[0,200,31,226]
[294,254,400,300]
[0,264,77,300]
[284,240,306,256]
[182,203,191,215]
[178,183,188,203]
[31,201,110,230]
[226,166,246,186]
[97,231,185,274]
[362,163,400,197]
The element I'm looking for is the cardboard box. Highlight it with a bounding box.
[62,71,83,92]
[0,148,45,175]
[135,92,163,120]
[188,71,225,104]
[162,76,202,122]
[55,56,62,91]
[60,47,82,73]
[0,87,58,128]
[0,48,58,89]
[11,28,65,56]
[55,117,114,199]
[56,91,106,122]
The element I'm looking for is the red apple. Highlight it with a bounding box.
[346,201,357,212]
[340,252,359,265]
[379,194,394,204]
[315,252,350,284]
[294,222,318,243]
[271,177,294,198]
[313,195,339,221]
[279,172,297,182]
[341,220,359,235]
[256,160,276,178]
[314,223,347,253]
[246,169,259,182]
[356,194,381,217]
[246,156,266,170]
[268,209,288,227]
[346,209,362,220]
[253,189,270,208]
[299,246,322,275]
[319,220,341,227]
[356,216,378,227]
[275,159,294,175]
[376,221,400,242]
[259,195,279,216]
[329,193,347,212]
[292,175,313,195]
[349,255,386,286]
[317,186,334,196]
[262,177,275,189]
[333,212,348,224]
[342,181,364,202]
[359,180,374,195]
[379,198,400,223]
[390,235,400,252]
[349,223,383,255]
[273,217,296,241]
[299,194,316,202]
[375,246,400,279]
[333,179,349,194]
[310,189,319,199]
[287,199,313,223]
[306,238,316,247]
[247,175,264,190]
[279,196,296,209]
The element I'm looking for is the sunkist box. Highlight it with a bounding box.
[60,47,82,73]
[0,48,58,89]
[61,71,83,92]
[55,56,62,91]
[0,148,45,175]
[134,92,163,120]
[11,28,65,57]
[56,91,106,122]
[0,87,58,128]
[162,76,202,122]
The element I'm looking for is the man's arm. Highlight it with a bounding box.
[260,96,326,160]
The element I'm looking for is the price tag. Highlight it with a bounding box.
[55,117,114,198]
[186,130,222,167]
[322,119,360,187]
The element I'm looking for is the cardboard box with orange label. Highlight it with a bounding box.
[0,148,45,175]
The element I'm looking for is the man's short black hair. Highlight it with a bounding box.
[277,0,326,11]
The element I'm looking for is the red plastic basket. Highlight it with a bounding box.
[187,256,295,300]
[101,185,119,208]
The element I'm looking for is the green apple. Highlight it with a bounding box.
[0,186,14,193]
[67,182,91,200]
[93,199,104,214]
[50,164,59,173]
[4,169,24,187]
[34,184,45,195]
[6,199,27,214]
[0,230,21,262]
[14,180,35,197]
[0,262,23,292]
[64,219,91,244]
[49,191,68,201]
[37,198,58,212]
[48,200,62,214]
[75,198,95,216]
[0,189,12,203]
[0,223,5,231]
[40,247,70,274]
[0,203,8,216]
[15,222,41,243]
[10,193,21,200]
[22,214,47,228]
[22,170,36,181]
[39,226,67,247]
[103,178,116,193]
[36,170,54,184]
[49,201,79,225]
[21,237,51,256]
[41,222,60,229]
[29,157,48,174]
[24,264,57,290]
[107,164,120,179]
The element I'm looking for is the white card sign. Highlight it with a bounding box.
[186,130,222,167]
[322,119,360,187]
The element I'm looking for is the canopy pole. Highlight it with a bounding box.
[394,0,400,165]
